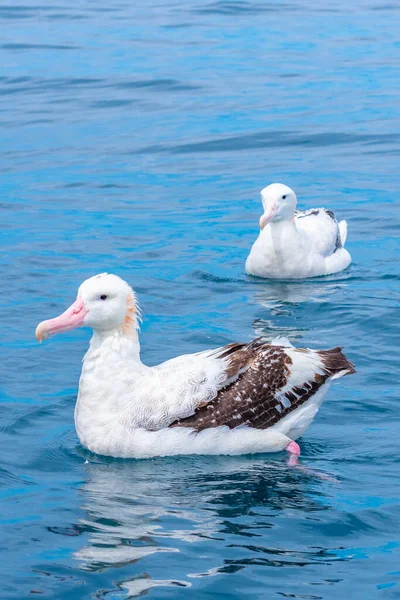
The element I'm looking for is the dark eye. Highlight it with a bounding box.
[282,195,287,200]
[99,294,108,301]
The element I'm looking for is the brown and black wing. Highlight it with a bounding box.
[171,344,354,431]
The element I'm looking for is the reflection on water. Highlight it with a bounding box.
[252,316,308,342]
[72,456,333,592]
[252,273,349,345]
[250,279,349,341]
[253,280,347,312]
[105,575,191,598]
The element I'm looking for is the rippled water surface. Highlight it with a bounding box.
[1,0,400,598]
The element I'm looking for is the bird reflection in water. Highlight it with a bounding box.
[65,455,338,596]
[250,278,348,342]
[253,278,347,314]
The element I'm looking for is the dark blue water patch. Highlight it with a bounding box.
[193,1,300,16]
[142,131,400,155]
[0,4,66,11]
[113,78,201,91]
[371,3,400,10]
[1,43,79,50]
[0,5,58,20]
[0,77,200,103]
[91,99,137,109]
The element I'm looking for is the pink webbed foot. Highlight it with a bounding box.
[285,441,339,480]
[286,440,301,466]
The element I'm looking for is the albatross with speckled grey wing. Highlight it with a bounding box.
[245,183,352,279]
[35,273,355,460]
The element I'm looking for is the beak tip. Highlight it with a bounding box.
[35,323,46,343]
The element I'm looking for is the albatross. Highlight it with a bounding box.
[35,273,355,459]
[245,183,352,279]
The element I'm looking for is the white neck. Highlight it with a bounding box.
[261,216,299,246]
[75,325,145,454]
[269,215,297,230]
[87,326,141,362]
[257,216,303,274]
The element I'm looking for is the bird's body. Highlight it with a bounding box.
[246,184,351,279]
[36,274,355,459]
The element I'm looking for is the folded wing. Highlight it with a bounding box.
[295,208,343,257]
[170,342,354,431]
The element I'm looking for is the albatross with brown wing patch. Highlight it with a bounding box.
[35,273,355,459]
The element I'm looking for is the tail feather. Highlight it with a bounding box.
[339,220,348,246]
[270,336,294,348]
[318,347,355,379]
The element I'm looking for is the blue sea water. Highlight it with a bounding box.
[1,0,400,597]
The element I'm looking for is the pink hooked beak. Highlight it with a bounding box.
[35,296,87,342]
[259,199,278,229]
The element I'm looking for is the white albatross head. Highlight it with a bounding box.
[259,183,298,229]
[35,273,140,342]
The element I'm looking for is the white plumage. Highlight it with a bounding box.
[35,273,354,459]
[246,183,352,279]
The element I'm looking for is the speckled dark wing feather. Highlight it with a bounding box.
[295,208,335,220]
[171,344,354,431]
[295,208,342,251]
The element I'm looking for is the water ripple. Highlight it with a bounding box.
[139,131,400,155]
